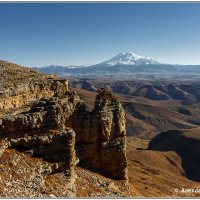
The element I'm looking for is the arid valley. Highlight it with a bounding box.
[0,60,200,197]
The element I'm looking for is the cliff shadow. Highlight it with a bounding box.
[148,130,200,182]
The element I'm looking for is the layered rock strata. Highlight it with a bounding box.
[0,90,80,196]
[0,61,128,196]
[67,88,127,180]
[0,78,68,110]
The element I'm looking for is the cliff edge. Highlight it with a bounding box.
[0,61,128,197]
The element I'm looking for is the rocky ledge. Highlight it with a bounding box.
[0,61,128,197]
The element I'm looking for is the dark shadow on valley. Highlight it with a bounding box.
[148,129,200,182]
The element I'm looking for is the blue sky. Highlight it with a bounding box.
[0,3,200,67]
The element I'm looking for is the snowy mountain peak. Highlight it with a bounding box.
[101,52,160,66]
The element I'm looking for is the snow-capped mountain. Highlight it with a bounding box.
[98,52,160,67]
[35,51,200,77]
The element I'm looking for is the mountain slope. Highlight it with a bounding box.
[127,136,200,197]
[35,52,200,77]
[149,127,200,182]
[71,86,200,139]
[70,79,200,104]
[94,52,159,67]
[0,60,51,90]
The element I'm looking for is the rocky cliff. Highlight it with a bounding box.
[0,60,127,197]
[67,88,127,179]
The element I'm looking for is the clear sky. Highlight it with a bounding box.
[0,3,200,67]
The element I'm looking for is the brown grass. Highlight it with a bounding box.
[126,136,200,197]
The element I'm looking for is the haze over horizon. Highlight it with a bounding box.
[0,3,200,67]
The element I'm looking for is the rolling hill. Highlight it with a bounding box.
[149,127,200,182]
[70,80,200,139]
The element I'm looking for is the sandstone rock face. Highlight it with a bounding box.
[0,60,69,112]
[0,61,128,197]
[0,78,68,110]
[68,88,127,180]
[0,94,78,197]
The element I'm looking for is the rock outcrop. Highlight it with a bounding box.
[0,60,69,112]
[67,88,127,180]
[0,60,128,197]
[0,96,77,196]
